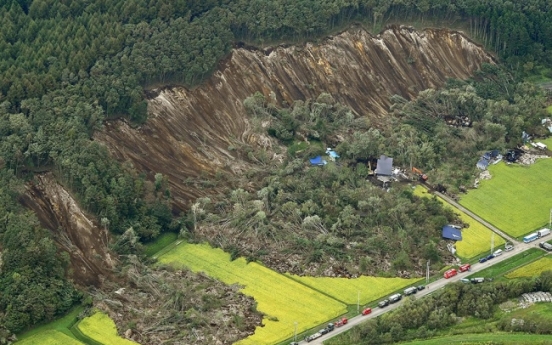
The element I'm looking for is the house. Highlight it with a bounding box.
[476,150,502,170]
[442,225,463,241]
[309,156,327,166]
[375,155,393,176]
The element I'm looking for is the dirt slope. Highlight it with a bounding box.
[96,26,495,211]
[20,173,116,286]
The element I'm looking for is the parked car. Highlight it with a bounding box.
[461,278,470,284]
[459,263,471,272]
[539,242,552,251]
[493,249,503,257]
[362,307,372,315]
[389,293,402,303]
[378,299,389,308]
[479,257,488,263]
[486,254,495,261]
[471,277,485,284]
[417,285,426,291]
[290,342,299,345]
[505,243,514,251]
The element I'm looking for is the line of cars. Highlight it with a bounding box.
[377,285,425,308]
[303,317,348,342]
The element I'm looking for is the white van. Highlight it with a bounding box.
[493,249,503,257]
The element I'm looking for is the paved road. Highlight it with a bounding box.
[302,236,543,344]
[434,191,518,245]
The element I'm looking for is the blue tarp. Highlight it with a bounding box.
[309,156,327,166]
[442,225,462,241]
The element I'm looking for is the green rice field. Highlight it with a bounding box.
[459,160,552,238]
[157,242,347,345]
[16,330,84,345]
[77,311,139,345]
[506,256,552,279]
[286,275,419,305]
[413,186,504,258]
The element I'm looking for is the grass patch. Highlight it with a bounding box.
[17,306,84,342]
[157,242,347,345]
[459,160,552,238]
[413,186,504,259]
[505,256,552,279]
[547,105,552,114]
[143,232,178,257]
[396,333,552,344]
[77,311,139,345]
[467,248,545,279]
[540,137,552,148]
[286,274,419,305]
[16,330,84,345]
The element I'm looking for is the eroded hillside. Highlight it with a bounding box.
[95,26,495,211]
[20,173,116,286]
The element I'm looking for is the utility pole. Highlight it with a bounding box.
[426,260,430,283]
[357,290,360,314]
[491,233,495,254]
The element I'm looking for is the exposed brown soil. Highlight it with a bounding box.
[19,173,116,287]
[95,26,495,212]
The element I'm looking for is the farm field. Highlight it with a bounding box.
[286,275,419,305]
[16,307,85,345]
[157,242,347,345]
[459,159,552,238]
[467,248,545,279]
[505,256,552,279]
[76,311,139,345]
[16,330,84,345]
[413,186,504,259]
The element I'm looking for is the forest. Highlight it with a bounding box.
[0,0,551,338]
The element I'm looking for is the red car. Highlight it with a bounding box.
[362,307,372,315]
[444,268,458,279]
[334,317,348,327]
[459,263,471,272]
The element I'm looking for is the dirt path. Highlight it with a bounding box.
[433,191,519,245]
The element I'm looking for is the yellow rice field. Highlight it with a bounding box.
[77,312,139,345]
[413,186,504,259]
[505,256,552,279]
[16,330,83,345]
[287,275,419,305]
[157,242,347,345]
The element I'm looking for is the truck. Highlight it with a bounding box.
[389,293,402,303]
[444,268,458,279]
[412,167,428,181]
[334,317,348,327]
[404,287,417,296]
[538,228,551,238]
[378,299,389,308]
[523,232,539,243]
[459,263,471,272]
[305,332,323,342]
